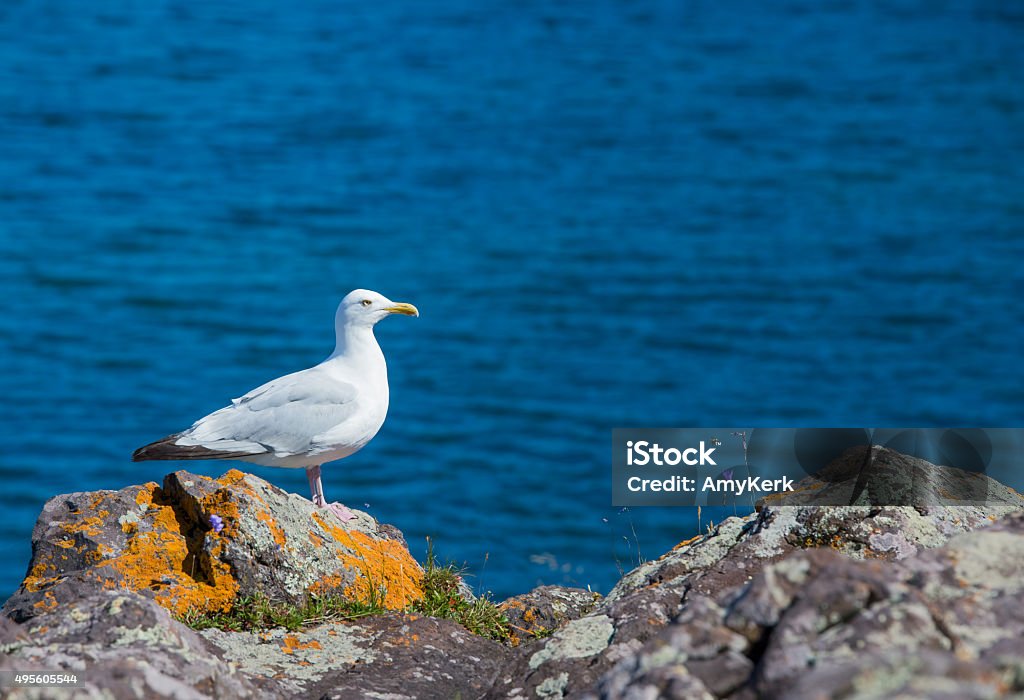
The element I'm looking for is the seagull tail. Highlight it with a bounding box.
[131,434,258,462]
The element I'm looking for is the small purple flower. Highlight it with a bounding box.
[208,514,224,534]
[721,469,734,481]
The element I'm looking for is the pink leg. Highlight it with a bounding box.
[305,465,354,522]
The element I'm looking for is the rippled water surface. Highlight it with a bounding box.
[1,1,1022,599]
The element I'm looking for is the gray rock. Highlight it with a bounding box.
[0,590,278,699]
[500,586,603,647]
[740,516,1024,698]
[0,591,515,700]
[4,455,1023,699]
[584,509,1024,700]
[195,612,513,699]
[488,452,1023,699]
[4,469,423,623]
[785,649,1018,700]
[318,614,512,699]
[0,468,515,699]
[594,596,749,700]
[758,445,1024,508]
[490,614,617,699]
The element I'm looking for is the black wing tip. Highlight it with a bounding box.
[132,435,182,462]
[132,434,258,462]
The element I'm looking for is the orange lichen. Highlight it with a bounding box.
[94,483,239,617]
[672,534,704,551]
[61,516,107,537]
[33,591,58,611]
[256,510,287,547]
[281,635,322,653]
[23,560,59,592]
[215,470,264,502]
[217,469,248,487]
[309,574,345,596]
[804,533,846,550]
[311,513,423,609]
[89,475,294,616]
[21,471,430,622]
[136,485,158,506]
[197,487,243,538]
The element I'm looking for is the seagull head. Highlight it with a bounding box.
[337,289,419,329]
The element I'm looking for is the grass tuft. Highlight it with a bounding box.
[408,539,512,642]
[177,539,512,642]
[178,590,388,633]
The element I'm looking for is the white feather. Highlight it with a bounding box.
[170,289,416,469]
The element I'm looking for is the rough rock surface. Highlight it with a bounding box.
[3,453,1024,699]
[500,586,603,647]
[487,450,1024,699]
[489,508,1024,699]
[759,444,1024,507]
[591,512,1024,699]
[0,587,514,700]
[202,612,511,699]
[4,469,422,623]
[0,589,281,698]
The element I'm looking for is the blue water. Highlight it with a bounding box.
[1,1,1021,601]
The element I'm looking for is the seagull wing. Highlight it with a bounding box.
[173,369,361,458]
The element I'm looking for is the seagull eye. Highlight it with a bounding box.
[360,299,372,307]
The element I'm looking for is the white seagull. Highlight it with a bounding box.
[132,289,419,521]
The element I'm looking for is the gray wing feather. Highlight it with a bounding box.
[177,369,359,457]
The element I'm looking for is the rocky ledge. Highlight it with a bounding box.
[3,447,1024,699]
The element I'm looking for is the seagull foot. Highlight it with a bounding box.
[321,502,355,523]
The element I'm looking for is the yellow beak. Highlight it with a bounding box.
[386,302,419,317]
